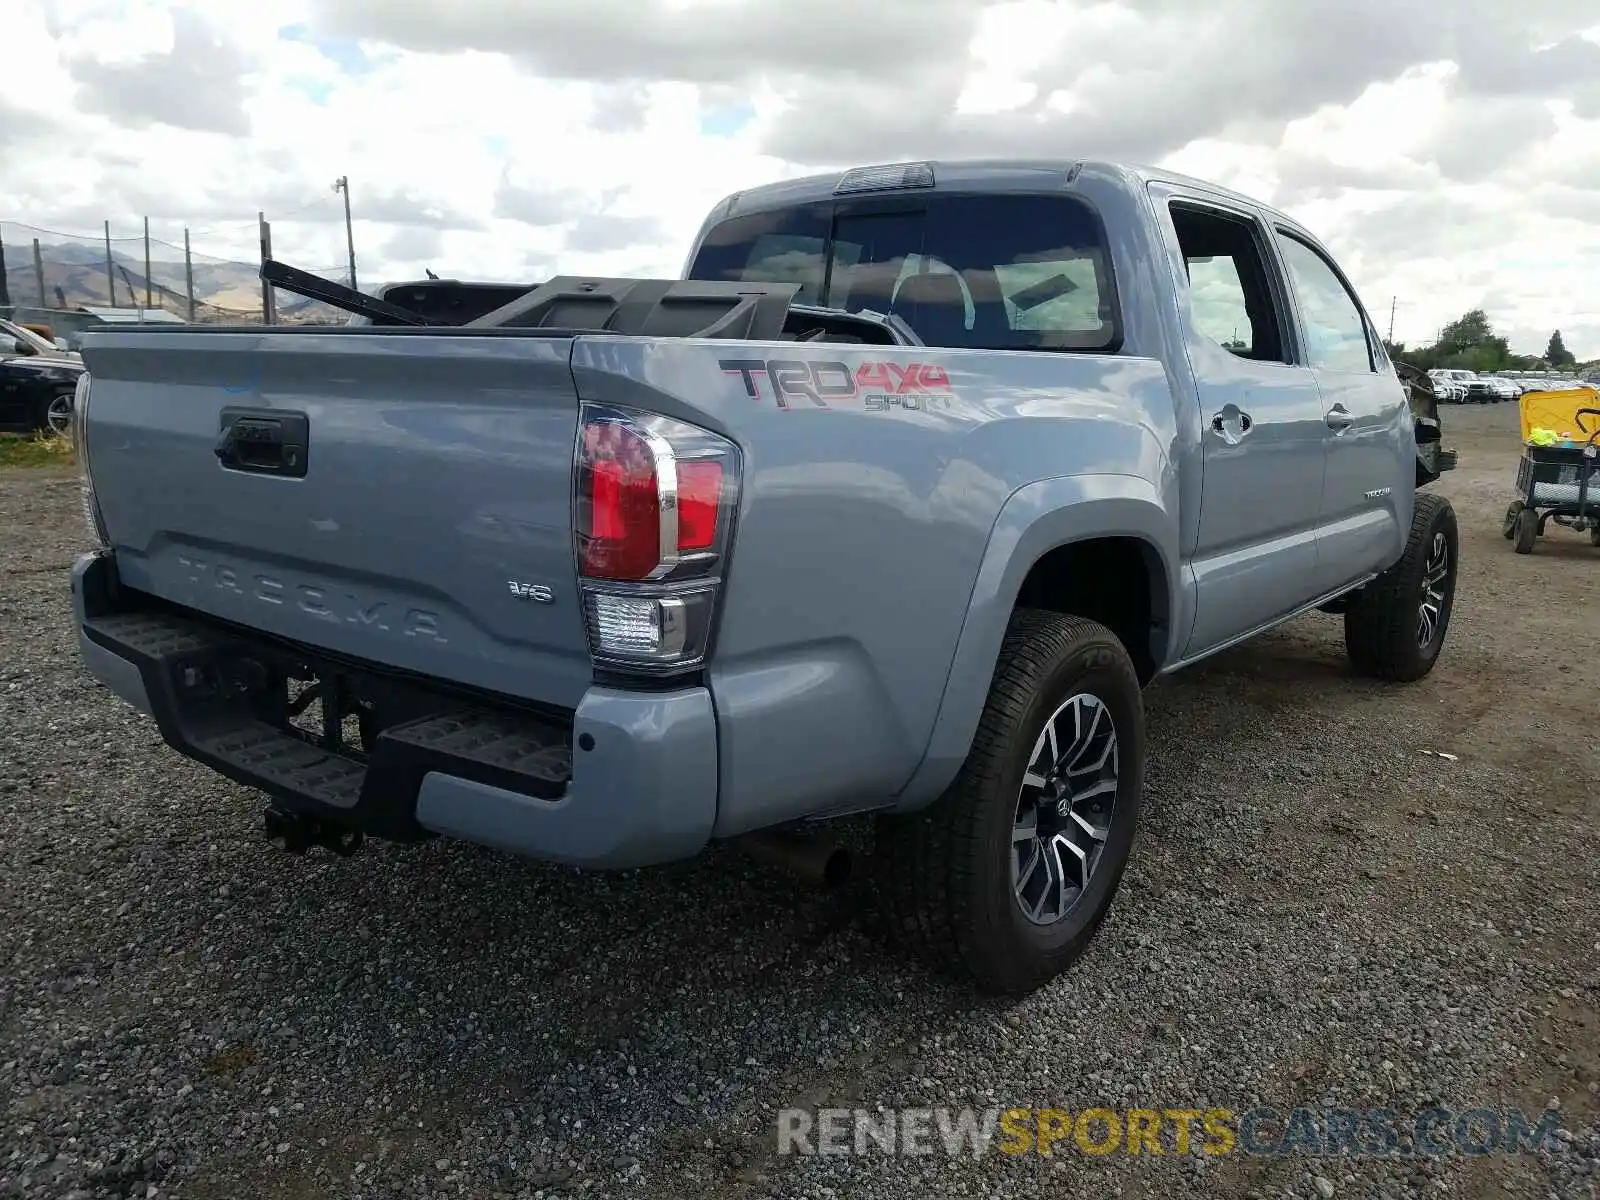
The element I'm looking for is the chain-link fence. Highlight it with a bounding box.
[0,197,357,328]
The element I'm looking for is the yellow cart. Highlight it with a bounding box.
[1502,388,1600,553]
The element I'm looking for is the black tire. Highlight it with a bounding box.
[1589,525,1600,548]
[1513,506,1538,554]
[1344,492,1458,682]
[1502,502,1523,540]
[875,611,1144,995]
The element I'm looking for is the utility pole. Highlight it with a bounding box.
[143,216,153,308]
[33,238,46,306]
[258,212,276,324]
[104,220,116,305]
[183,227,196,322]
[333,176,357,290]
[1388,296,1396,343]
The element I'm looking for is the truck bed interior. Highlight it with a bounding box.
[242,260,910,346]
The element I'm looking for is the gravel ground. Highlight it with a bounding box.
[2,402,1598,1200]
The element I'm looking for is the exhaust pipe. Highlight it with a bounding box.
[737,830,852,887]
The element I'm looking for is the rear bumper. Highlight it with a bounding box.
[72,550,718,870]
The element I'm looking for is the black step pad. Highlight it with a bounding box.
[89,611,219,660]
[382,710,571,785]
[192,722,366,809]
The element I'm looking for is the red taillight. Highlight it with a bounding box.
[574,404,740,673]
[579,419,662,581]
[576,413,732,581]
[675,460,724,552]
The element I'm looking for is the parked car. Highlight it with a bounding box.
[1488,375,1521,401]
[1427,370,1468,403]
[0,317,85,435]
[68,159,1459,994]
[1439,368,1498,402]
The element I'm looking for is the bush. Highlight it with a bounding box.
[0,430,76,469]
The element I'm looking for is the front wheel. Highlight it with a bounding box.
[1502,502,1523,539]
[876,611,1144,995]
[1344,492,1459,682]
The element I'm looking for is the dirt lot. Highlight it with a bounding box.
[1,402,1597,1200]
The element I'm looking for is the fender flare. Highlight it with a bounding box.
[891,473,1180,811]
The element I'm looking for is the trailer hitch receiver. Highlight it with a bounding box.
[264,806,366,857]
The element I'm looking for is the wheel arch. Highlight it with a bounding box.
[891,474,1179,813]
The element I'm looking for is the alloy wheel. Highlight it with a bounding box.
[1417,531,1450,649]
[45,393,73,436]
[1011,693,1119,926]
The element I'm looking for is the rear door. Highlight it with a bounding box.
[1269,228,1411,594]
[1153,187,1331,656]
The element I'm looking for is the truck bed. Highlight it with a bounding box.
[74,277,1176,854]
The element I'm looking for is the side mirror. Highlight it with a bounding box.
[54,338,70,352]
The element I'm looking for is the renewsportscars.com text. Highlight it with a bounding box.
[776,1105,1567,1159]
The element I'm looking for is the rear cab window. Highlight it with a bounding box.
[686,192,1120,353]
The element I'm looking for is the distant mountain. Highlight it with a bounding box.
[1,239,341,324]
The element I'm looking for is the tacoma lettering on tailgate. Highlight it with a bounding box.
[175,554,448,643]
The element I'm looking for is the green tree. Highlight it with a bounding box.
[1437,309,1494,353]
[1544,330,1575,368]
[1431,308,1510,371]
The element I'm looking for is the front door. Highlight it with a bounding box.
[1157,193,1332,657]
[1270,229,1412,594]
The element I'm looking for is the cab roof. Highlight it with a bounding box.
[707,158,1319,244]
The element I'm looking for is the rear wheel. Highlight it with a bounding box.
[876,611,1144,995]
[1589,525,1600,547]
[1513,506,1538,554]
[1345,492,1458,682]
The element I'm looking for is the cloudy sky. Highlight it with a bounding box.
[3,0,1598,357]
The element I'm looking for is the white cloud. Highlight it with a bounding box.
[1,0,1596,358]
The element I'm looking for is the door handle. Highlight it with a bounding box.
[1210,405,1253,444]
[1325,403,1354,432]
[215,407,310,477]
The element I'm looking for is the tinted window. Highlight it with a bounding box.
[688,205,831,304]
[1186,256,1254,350]
[1274,232,1374,373]
[685,193,1118,351]
[2,318,51,356]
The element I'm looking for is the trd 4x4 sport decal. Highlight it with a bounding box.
[719,358,954,411]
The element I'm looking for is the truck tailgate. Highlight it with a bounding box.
[79,329,593,710]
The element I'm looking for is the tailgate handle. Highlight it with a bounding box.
[216,407,309,478]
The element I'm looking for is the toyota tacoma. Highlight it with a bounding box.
[68,160,1458,994]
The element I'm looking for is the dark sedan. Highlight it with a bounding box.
[1,318,85,435]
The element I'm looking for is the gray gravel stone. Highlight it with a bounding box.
[2,407,1596,1200]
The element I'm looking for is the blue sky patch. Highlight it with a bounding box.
[277,22,379,75]
[698,103,755,138]
[286,75,335,104]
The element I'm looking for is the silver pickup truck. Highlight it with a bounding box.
[69,159,1458,994]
